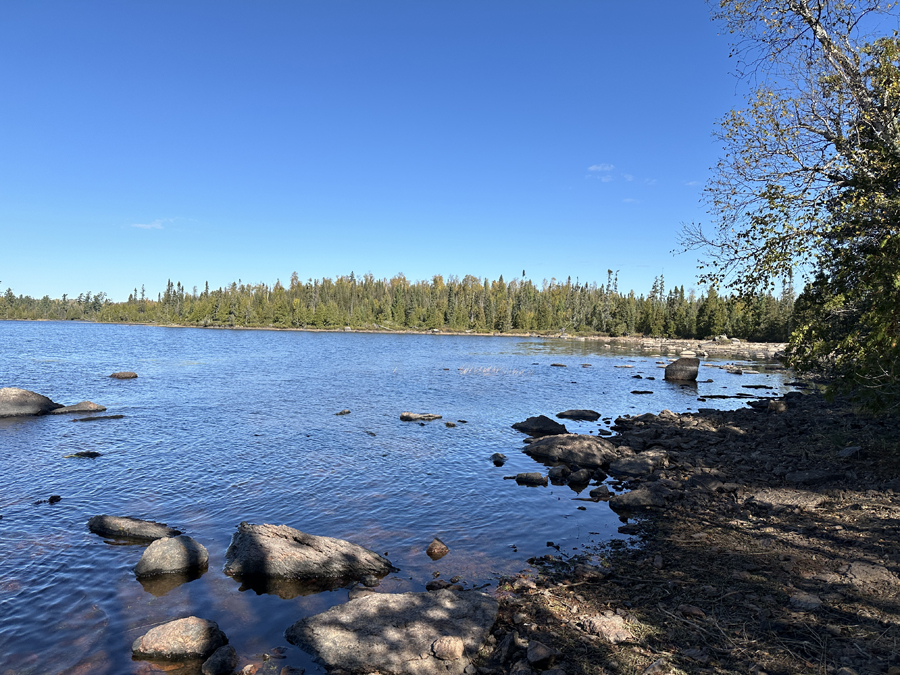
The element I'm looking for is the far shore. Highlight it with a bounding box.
[7,318,786,359]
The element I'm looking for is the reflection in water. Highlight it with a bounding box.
[0,321,793,673]
[138,569,207,598]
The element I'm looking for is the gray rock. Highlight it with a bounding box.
[132,616,227,661]
[547,465,571,480]
[589,485,611,501]
[789,592,822,610]
[746,488,827,511]
[664,358,699,382]
[109,371,138,379]
[223,522,392,584]
[515,472,548,487]
[202,644,239,675]
[556,409,600,422]
[566,469,593,485]
[49,400,107,415]
[608,449,668,477]
[285,589,498,675]
[135,535,209,577]
[609,487,667,511]
[335,409,351,415]
[526,641,559,669]
[432,635,464,660]
[426,538,449,561]
[400,412,442,421]
[0,387,62,417]
[582,614,635,644]
[511,415,568,436]
[490,453,507,465]
[88,515,181,541]
[523,434,618,468]
[838,561,900,590]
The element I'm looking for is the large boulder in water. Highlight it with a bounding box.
[511,415,568,436]
[285,589,498,675]
[524,434,618,468]
[664,357,699,382]
[132,616,227,661]
[0,388,62,417]
[223,522,393,584]
[88,515,181,541]
[135,535,209,577]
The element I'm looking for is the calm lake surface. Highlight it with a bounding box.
[0,321,793,674]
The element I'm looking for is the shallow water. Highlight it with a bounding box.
[0,321,792,673]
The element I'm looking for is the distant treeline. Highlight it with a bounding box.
[0,271,795,341]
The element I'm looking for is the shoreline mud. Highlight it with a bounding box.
[485,391,900,675]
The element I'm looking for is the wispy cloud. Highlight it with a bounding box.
[623,198,639,204]
[684,180,702,186]
[644,178,658,186]
[131,218,169,230]
[588,163,614,172]
[623,174,634,182]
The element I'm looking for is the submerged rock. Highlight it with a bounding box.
[88,515,181,541]
[201,645,238,675]
[511,415,568,436]
[515,472,548,486]
[285,589,498,675]
[49,401,107,415]
[425,538,449,561]
[664,357,699,382]
[400,412,442,422]
[524,434,618,469]
[556,409,601,421]
[0,387,62,417]
[134,535,209,578]
[223,522,393,585]
[132,616,227,661]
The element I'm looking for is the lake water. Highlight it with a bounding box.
[0,321,793,674]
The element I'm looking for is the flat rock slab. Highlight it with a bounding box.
[224,522,392,583]
[512,415,568,436]
[838,561,900,591]
[135,535,209,577]
[746,489,828,511]
[582,614,635,644]
[523,434,618,468]
[49,400,107,414]
[556,409,600,421]
[285,589,498,675]
[88,515,182,541]
[608,449,668,477]
[132,616,227,661]
[400,412,442,422]
[609,486,669,511]
[0,387,62,417]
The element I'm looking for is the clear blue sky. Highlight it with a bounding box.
[1,1,739,302]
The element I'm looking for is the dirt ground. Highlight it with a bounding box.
[481,389,900,675]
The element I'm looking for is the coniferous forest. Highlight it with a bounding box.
[0,271,795,342]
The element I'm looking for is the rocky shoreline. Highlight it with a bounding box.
[486,391,900,675]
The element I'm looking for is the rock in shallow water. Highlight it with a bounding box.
[109,371,138,379]
[202,644,238,675]
[223,522,393,584]
[132,616,227,661]
[0,387,62,417]
[556,409,600,421]
[285,589,498,675]
[523,434,618,468]
[135,535,209,577]
[511,415,568,436]
[400,412,442,421]
[49,400,107,415]
[88,515,181,541]
[425,537,449,560]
